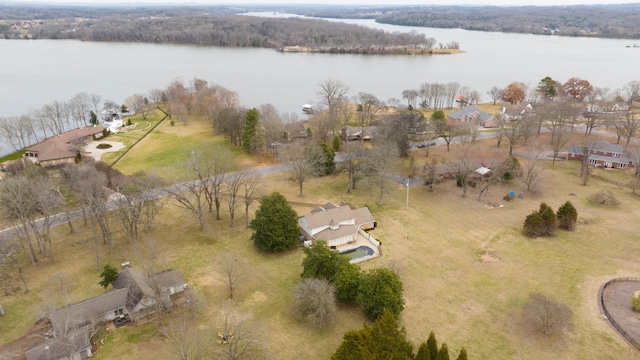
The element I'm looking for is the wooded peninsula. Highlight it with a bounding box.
[0,5,454,55]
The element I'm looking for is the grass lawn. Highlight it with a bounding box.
[3,121,640,359]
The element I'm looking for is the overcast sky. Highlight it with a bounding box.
[12,0,640,6]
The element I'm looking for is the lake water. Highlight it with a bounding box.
[1,15,639,154]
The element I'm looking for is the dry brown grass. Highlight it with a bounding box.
[4,126,640,359]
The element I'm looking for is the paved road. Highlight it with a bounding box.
[1,125,635,242]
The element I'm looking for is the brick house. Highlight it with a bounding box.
[567,141,634,169]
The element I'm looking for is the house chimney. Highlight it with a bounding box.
[120,261,130,270]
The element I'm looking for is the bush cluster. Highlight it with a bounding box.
[298,241,404,323]
[523,201,577,237]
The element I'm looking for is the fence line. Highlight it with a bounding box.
[599,277,640,350]
[110,106,169,167]
[591,174,634,189]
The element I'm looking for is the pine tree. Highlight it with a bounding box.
[523,211,545,237]
[332,308,414,360]
[539,202,558,236]
[436,343,450,360]
[427,332,438,360]
[455,348,468,360]
[557,201,578,230]
[414,342,431,360]
[242,108,260,153]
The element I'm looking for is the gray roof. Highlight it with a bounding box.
[314,224,358,242]
[301,203,375,242]
[156,270,187,289]
[25,330,90,360]
[302,204,355,231]
[567,141,623,155]
[49,288,128,335]
[112,267,156,311]
[112,267,186,311]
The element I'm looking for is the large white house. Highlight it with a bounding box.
[298,202,375,248]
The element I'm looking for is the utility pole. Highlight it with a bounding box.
[405,178,409,209]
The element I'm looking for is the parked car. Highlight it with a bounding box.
[416,141,437,148]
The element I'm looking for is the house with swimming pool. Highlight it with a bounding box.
[298,202,381,262]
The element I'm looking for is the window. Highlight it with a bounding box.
[618,163,627,169]
[589,159,597,164]
[115,308,124,316]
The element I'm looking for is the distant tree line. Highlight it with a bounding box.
[278,4,640,40]
[0,6,433,49]
[372,5,640,40]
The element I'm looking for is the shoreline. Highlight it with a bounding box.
[278,45,463,55]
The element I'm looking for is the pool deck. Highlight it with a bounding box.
[337,231,381,264]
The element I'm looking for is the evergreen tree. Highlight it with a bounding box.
[332,136,342,152]
[427,332,438,360]
[523,211,545,237]
[436,343,450,360]
[301,241,350,281]
[557,201,578,230]
[332,308,414,360]
[334,261,361,304]
[89,111,98,125]
[250,192,299,253]
[242,108,260,153]
[414,342,431,360]
[357,267,404,320]
[539,202,558,236]
[98,264,119,288]
[319,141,336,175]
[455,348,468,360]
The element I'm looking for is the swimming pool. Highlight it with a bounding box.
[340,246,375,261]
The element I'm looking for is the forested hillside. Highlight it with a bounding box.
[0,6,430,49]
[290,4,640,40]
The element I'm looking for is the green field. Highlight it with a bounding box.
[2,120,640,360]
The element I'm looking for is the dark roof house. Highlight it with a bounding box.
[48,288,128,336]
[447,105,497,128]
[112,267,188,317]
[25,126,105,167]
[25,330,92,360]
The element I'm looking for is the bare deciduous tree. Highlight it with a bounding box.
[519,141,545,192]
[520,292,572,336]
[292,278,336,328]
[242,173,262,228]
[365,140,398,205]
[166,311,209,360]
[214,303,264,360]
[216,252,250,300]
[287,143,323,197]
[225,170,247,228]
[337,145,367,193]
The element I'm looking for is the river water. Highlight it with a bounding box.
[1,15,639,154]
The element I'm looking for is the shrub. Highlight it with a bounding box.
[557,201,578,230]
[334,261,362,304]
[357,268,404,320]
[292,278,336,328]
[523,202,557,237]
[590,190,620,207]
[301,241,350,281]
[523,211,545,237]
[538,202,557,236]
[520,292,572,336]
